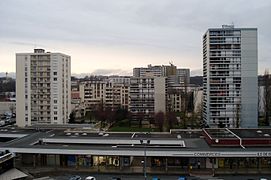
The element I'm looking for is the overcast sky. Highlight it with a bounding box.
[0,0,270,76]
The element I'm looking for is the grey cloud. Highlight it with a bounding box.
[191,69,203,76]
[0,0,270,73]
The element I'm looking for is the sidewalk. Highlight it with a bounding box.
[19,166,271,178]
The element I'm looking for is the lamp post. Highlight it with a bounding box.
[140,139,150,180]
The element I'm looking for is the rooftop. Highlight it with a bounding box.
[0,126,270,157]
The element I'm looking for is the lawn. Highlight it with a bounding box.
[109,119,159,132]
[109,126,158,132]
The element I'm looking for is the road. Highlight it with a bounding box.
[48,173,271,180]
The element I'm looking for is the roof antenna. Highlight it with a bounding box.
[231,21,235,28]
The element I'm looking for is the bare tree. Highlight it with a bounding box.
[9,104,15,114]
[263,70,271,126]
[180,78,188,128]
[154,111,165,132]
[69,111,76,123]
[166,112,177,130]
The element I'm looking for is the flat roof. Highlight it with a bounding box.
[0,127,270,157]
[231,128,271,139]
[204,128,271,139]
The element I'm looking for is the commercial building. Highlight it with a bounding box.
[0,126,270,176]
[16,49,71,127]
[203,25,258,128]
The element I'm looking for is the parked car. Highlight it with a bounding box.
[111,177,121,180]
[85,176,96,180]
[178,176,186,180]
[69,175,82,180]
[152,177,160,180]
[0,120,5,126]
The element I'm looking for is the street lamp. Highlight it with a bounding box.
[140,139,150,180]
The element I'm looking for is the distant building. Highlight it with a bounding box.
[108,75,130,85]
[131,64,192,125]
[133,64,190,86]
[79,78,130,111]
[133,64,163,77]
[16,49,71,127]
[203,25,258,128]
[177,68,190,85]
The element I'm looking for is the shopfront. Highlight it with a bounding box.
[92,156,119,167]
[217,157,271,169]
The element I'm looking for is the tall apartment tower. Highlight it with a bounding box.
[16,49,71,127]
[203,25,258,128]
[130,76,166,127]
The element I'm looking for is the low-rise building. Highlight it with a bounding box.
[0,126,270,176]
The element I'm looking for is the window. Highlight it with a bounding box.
[54,78,57,81]
[53,72,57,75]
[54,100,57,103]
[54,111,57,115]
[54,117,57,120]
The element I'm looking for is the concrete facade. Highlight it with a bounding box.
[16,49,71,127]
[203,25,258,128]
[79,79,130,111]
[129,76,166,126]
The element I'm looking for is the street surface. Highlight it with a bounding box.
[48,173,271,180]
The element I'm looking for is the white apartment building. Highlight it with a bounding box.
[129,76,166,126]
[79,79,130,111]
[203,25,258,128]
[16,49,71,127]
[132,64,192,122]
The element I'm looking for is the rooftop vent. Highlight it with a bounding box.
[264,134,270,137]
[65,133,71,136]
[257,130,262,134]
[82,133,87,136]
